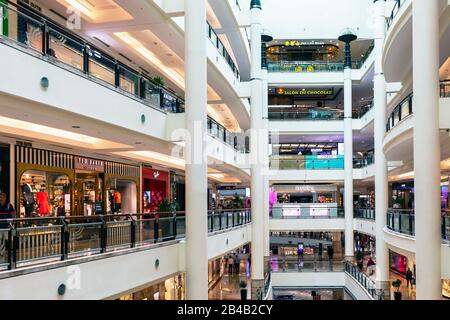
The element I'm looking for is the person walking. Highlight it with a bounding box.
[227,255,234,276]
[406,268,414,288]
[234,254,241,275]
[327,246,334,261]
[0,192,15,258]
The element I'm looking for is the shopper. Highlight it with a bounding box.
[234,254,241,275]
[227,255,234,276]
[367,257,376,276]
[327,246,334,261]
[0,192,15,229]
[406,268,414,288]
[0,192,15,258]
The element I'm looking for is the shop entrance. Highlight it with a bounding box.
[75,172,103,216]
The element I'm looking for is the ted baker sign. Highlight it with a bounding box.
[75,157,104,172]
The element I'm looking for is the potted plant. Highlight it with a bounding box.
[152,76,165,87]
[239,280,247,300]
[392,279,402,300]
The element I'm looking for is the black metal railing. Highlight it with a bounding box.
[353,153,374,168]
[387,209,450,240]
[270,256,345,273]
[386,93,413,132]
[344,261,377,299]
[354,208,375,220]
[0,209,251,271]
[207,22,240,80]
[386,0,407,31]
[386,209,415,236]
[207,117,249,153]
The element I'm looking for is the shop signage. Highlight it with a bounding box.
[153,171,160,179]
[275,88,333,96]
[283,40,325,47]
[75,157,105,172]
[18,0,42,12]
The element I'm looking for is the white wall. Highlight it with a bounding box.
[353,218,376,236]
[271,271,345,287]
[262,0,375,40]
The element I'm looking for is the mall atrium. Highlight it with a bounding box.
[0,0,448,301]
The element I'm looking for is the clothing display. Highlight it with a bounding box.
[36,191,50,214]
[21,183,35,217]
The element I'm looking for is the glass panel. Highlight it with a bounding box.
[118,66,139,95]
[88,48,115,86]
[47,26,84,71]
[142,79,161,107]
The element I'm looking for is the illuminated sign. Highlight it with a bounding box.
[75,157,105,172]
[275,88,334,96]
[284,40,326,47]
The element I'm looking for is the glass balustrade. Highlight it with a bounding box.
[0,210,251,271]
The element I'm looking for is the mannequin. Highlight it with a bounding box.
[21,183,35,217]
[36,187,49,215]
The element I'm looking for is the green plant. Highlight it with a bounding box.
[392,279,402,292]
[239,280,247,289]
[157,198,179,213]
[152,76,165,87]
[232,193,245,209]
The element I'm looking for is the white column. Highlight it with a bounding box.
[184,0,208,300]
[412,0,442,300]
[262,69,270,257]
[250,4,264,288]
[344,66,354,259]
[373,0,390,296]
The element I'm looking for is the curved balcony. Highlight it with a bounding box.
[0,209,251,272]
[386,209,449,240]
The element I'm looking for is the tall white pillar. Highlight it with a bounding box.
[250,0,264,298]
[373,0,390,298]
[262,69,270,258]
[344,66,354,259]
[412,0,442,300]
[185,0,208,300]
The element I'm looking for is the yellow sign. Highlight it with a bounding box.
[276,88,334,96]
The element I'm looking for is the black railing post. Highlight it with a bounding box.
[114,62,120,88]
[7,225,17,270]
[172,214,177,239]
[219,212,222,230]
[83,45,90,74]
[100,218,107,254]
[60,218,68,261]
[41,21,48,56]
[130,218,136,248]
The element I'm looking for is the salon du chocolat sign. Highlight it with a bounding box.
[75,157,104,172]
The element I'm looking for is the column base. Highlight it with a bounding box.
[376,281,391,300]
[344,256,354,262]
[251,279,265,300]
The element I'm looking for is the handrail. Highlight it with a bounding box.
[386,93,413,132]
[270,156,344,170]
[271,206,345,219]
[386,0,407,31]
[0,210,252,271]
[344,261,377,299]
[353,208,375,220]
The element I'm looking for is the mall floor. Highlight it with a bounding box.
[208,260,251,300]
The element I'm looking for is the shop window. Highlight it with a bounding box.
[106,179,137,214]
[20,170,71,218]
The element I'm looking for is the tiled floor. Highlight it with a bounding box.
[208,261,251,300]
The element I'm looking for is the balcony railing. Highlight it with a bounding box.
[0,209,251,271]
[267,41,374,73]
[267,102,373,121]
[354,208,375,220]
[386,93,413,132]
[207,117,249,153]
[271,206,345,219]
[387,209,450,240]
[207,22,240,80]
[386,0,407,31]
[270,256,345,273]
[353,154,374,168]
[270,156,344,170]
[344,261,377,299]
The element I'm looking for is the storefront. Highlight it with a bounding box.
[142,166,170,213]
[0,144,10,200]
[389,250,415,277]
[354,233,375,255]
[15,145,139,217]
[118,273,186,300]
[208,257,225,288]
[170,172,185,211]
[390,181,414,209]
